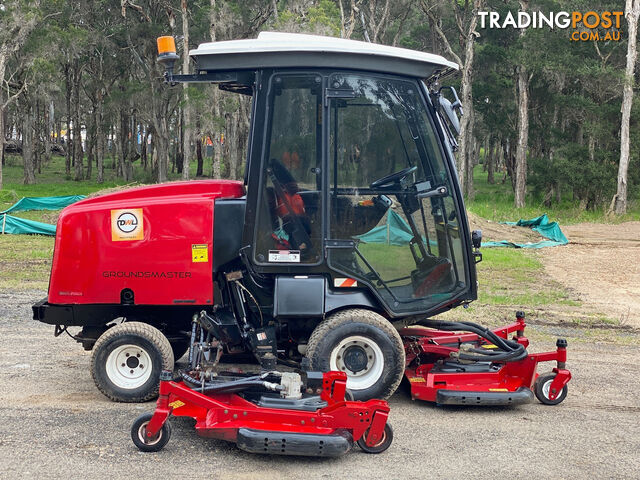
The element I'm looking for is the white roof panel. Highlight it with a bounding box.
[190,32,458,79]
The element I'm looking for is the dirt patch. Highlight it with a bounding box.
[467,212,541,244]
[540,221,640,328]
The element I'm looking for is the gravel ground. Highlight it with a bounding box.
[1,290,640,480]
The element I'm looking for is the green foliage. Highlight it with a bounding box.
[469,165,640,224]
[308,0,341,36]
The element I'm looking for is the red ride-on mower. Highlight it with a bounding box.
[131,313,392,456]
[400,312,572,406]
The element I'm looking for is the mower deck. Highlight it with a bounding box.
[400,313,572,406]
[132,370,392,457]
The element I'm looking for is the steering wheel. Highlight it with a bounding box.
[369,166,417,189]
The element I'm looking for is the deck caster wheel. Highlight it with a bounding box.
[131,413,171,452]
[534,372,568,405]
[306,309,405,401]
[357,423,393,454]
[91,322,174,402]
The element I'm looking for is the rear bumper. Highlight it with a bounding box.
[32,298,206,329]
[436,387,534,406]
[32,297,75,325]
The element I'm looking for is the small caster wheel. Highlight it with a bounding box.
[131,413,171,452]
[534,372,568,405]
[357,423,393,454]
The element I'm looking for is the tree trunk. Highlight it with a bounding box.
[86,109,95,180]
[73,61,84,181]
[64,64,72,176]
[141,126,148,170]
[0,48,5,190]
[209,1,222,179]
[35,99,42,174]
[196,135,203,176]
[181,0,192,180]
[454,1,483,199]
[195,119,203,177]
[96,94,105,183]
[514,0,530,209]
[487,138,496,184]
[613,0,640,215]
[44,100,53,165]
[22,102,36,185]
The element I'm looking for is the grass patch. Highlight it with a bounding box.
[0,235,54,290]
[468,165,640,224]
[473,248,579,308]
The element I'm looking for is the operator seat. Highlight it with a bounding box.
[267,158,313,256]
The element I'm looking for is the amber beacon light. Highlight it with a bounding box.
[156,36,179,76]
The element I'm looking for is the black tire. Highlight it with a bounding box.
[306,309,405,401]
[534,372,568,405]
[357,423,393,454]
[90,322,174,402]
[170,339,191,362]
[131,413,171,452]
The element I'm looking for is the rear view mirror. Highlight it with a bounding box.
[438,86,463,136]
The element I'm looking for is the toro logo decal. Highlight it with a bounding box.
[111,208,144,241]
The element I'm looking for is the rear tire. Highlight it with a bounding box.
[306,309,405,401]
[91,322,174,402]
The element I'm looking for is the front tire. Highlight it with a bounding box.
[91,322,174,402]
[306,309,405,401]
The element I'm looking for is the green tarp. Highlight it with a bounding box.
[482,214,568,249]
[355,210,414,246]
[0,195,85,214]
[0,213,57,235]
[0,195,85,235]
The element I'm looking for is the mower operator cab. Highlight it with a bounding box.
[187,34,476,318]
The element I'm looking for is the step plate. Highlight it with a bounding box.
[237,428,353,457]
[436,387,534,406]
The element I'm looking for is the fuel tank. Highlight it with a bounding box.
[48,180,244,306]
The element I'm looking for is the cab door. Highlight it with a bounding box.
[325,72,471,315]
[251,72,325,266]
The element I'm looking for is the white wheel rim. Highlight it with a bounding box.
[329,335,384,391]
[138,421,162,446]
[542,379,555,400]
[106,344,152,389]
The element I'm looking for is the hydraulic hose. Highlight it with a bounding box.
[181,371,283,394]
[414,318,527,363]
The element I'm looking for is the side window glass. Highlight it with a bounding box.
[254,74,323,264]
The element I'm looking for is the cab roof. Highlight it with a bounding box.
[190,32,458,81]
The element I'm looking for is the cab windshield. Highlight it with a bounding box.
[327,73,468,313]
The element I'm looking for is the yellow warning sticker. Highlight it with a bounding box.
[489,388,509,392]
[111,208,144,241]
[192,244,209,263]
[169,400,185,409]
[408,377,426,383]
